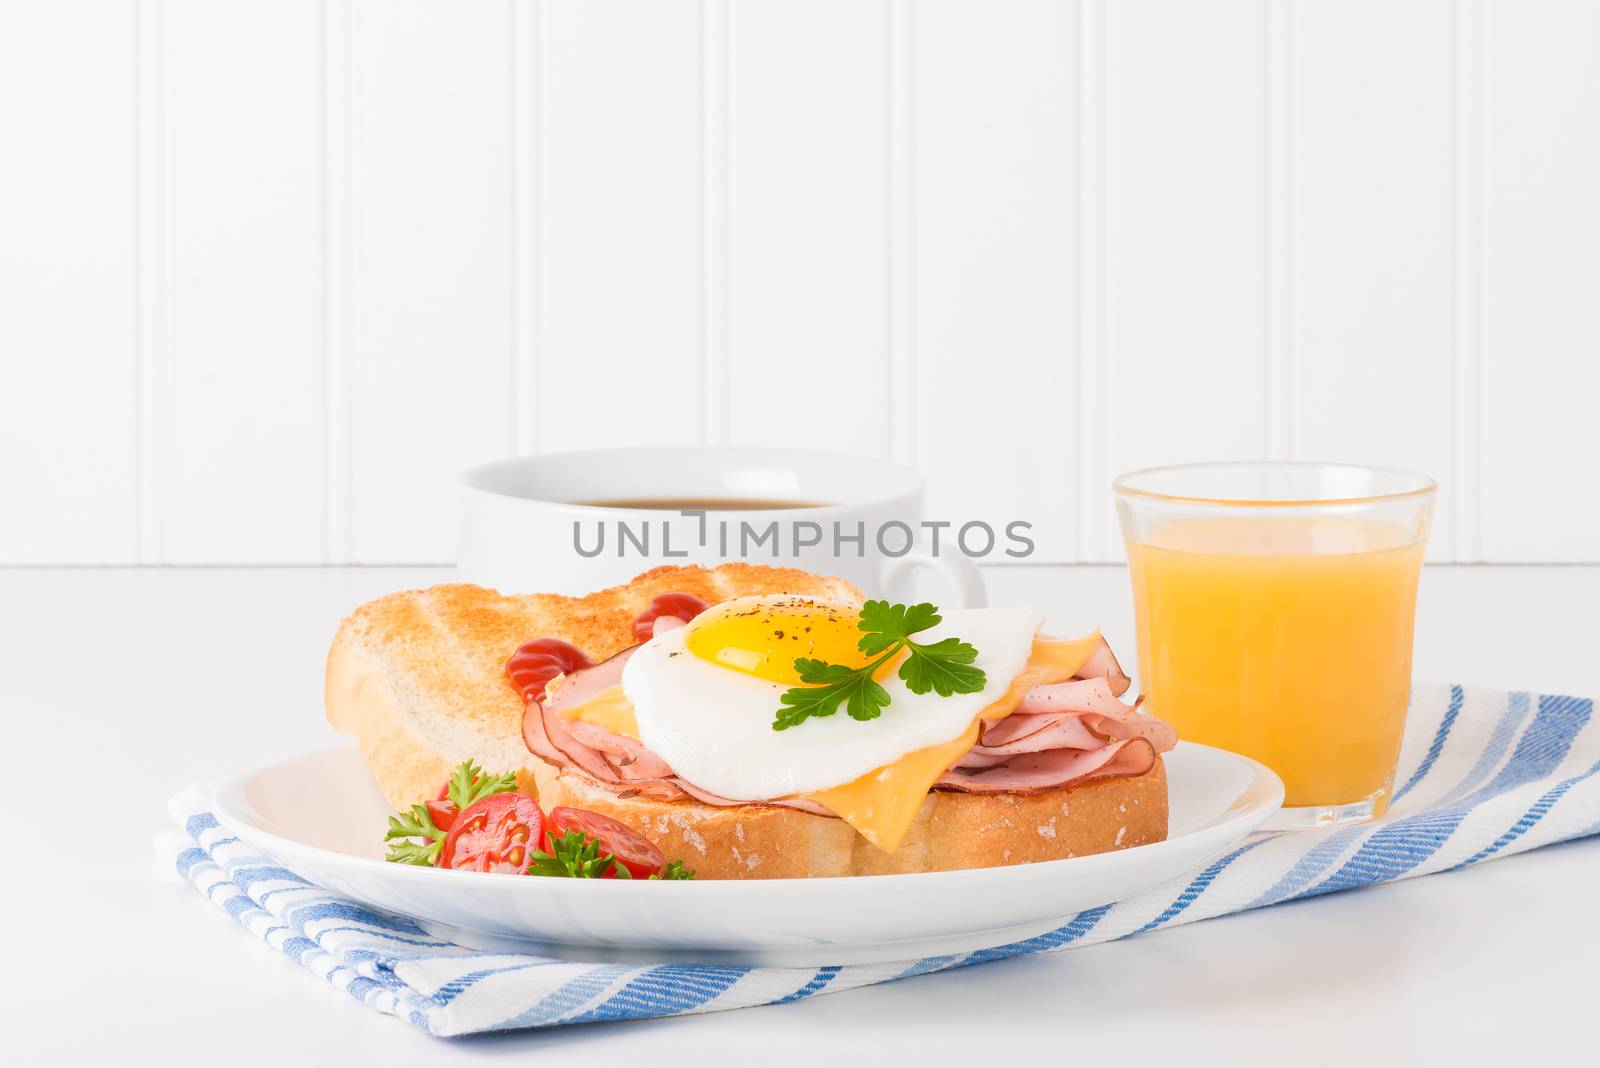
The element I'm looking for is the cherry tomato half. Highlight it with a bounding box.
[632,593,709,642]
[505,637,594,704]
[440,793,545,873]
[425,797,459,834]
[549,807,666,879]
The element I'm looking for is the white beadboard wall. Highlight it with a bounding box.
[2,0,1598,565]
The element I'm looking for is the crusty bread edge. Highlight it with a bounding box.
[525,758,1167,880]
[326,623,461,809]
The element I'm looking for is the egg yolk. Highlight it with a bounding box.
[684,597,881,686]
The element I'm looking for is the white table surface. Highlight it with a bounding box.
[6,564,1598,1065]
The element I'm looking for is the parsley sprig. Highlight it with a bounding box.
[526,828,697,880]
[772,600,986,731]
[527,827,624,878]
[383,758,519,866]
[653,860,696,881]
[446,759,519,811]
[383,806,448,866]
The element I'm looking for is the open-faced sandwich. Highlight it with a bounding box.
[327,564,1175,880]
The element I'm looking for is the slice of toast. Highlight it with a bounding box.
[326,563,1167,879]
[527,758,1166,879]
[326,563,862,810]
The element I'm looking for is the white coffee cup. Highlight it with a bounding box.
[457,446,987,606]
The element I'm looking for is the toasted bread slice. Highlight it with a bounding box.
[326,563,1168,878]
[326,563,862,809]
[525,759,1166,879]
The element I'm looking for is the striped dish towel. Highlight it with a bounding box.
[155,683,1599,1037]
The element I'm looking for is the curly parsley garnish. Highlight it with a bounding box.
[445,759,520,810]
[527,827,622,878]
[526,828,697,880]
[653,859,696,881]
[383,758,518,866]
[382,811,446,866]
[772,600,986,731]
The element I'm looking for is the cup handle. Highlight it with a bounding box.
[879,546,988,608]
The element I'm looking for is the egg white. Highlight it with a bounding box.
[621,607,1044,800]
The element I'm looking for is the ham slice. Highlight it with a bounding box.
[521,689,569,767]
[652,615,687,637]
[519,631,1173,814]
[671,777,836,817]
[524,647,830,815]
[988,678,1180,753]
[973,711,1109,755]
[1077,639,1131,697]
[564,719,678,779]
[535,699,623,783]
[542,645,637,715]
[938,738,1157,794]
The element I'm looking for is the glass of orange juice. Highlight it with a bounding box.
[1115,462,1435,828]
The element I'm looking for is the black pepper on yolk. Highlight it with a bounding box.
[683,598,903,684]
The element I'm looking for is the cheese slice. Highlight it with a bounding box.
[801,632,1107,850]
[805,720,981,851]
[554,682,639,738]
[557,631,1109,852]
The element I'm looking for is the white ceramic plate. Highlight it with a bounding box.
[213,743,1281,966]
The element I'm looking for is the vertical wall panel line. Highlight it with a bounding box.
[700,0,730,447]
[888,0,916,467]
[1076,0,1106,561]
[1452,0,1483,562]
[135,0,168,563]
[160,2,178,564]
[1264,0,1294,460]
[533,0,553,456]
[512,0,542,455]
[322,0,352,562]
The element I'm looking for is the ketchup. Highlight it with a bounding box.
[506,592,708,703]
[505,638,593,704]
[632,592,709,642]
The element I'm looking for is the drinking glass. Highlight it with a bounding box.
[1114,462,1435,828]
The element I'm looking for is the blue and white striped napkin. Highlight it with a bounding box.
[156,683,1599,1037]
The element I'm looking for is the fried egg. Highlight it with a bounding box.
[554,595,1113,851]
[621,596,1046,802]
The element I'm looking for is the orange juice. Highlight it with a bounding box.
[1127,516,1424,810]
